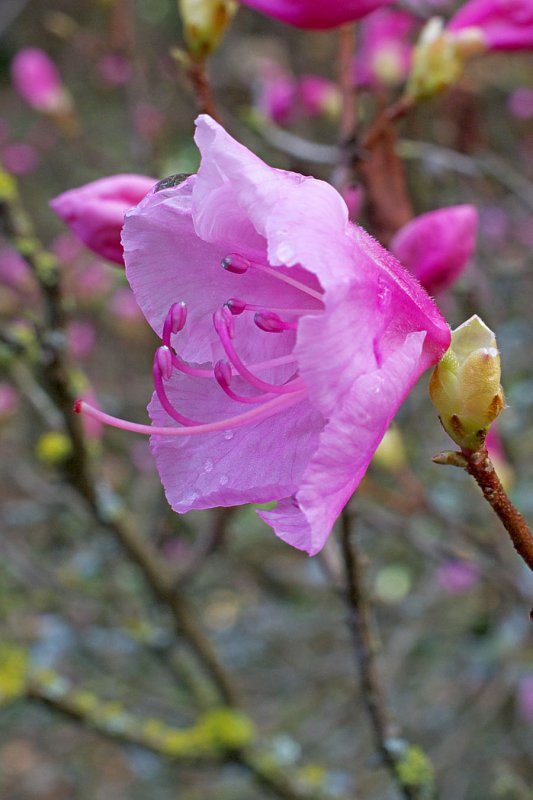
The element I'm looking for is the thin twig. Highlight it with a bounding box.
[340,508,436,800]
[461,448,533,574]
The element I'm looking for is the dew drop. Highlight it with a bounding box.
[219,474,229,486]
[203,459,214,473]
[223,430,234,441]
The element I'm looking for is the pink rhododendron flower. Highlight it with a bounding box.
[508,87,533,118]
[78,116,450,556]
[239,0,393,29]
[355,8,416,89]
[1,143,39,175]
[389,205,478,294]
[11,48,71,114]
[448,0,533,51]
[0,383,18,421]
[51,175,155,265]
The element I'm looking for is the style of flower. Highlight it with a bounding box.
[448,0,533,51]
[77,116,450,556]
[239,0,393,29]
[51,175,155,265]
[389,205,478,294]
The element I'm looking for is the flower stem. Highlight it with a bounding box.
[462,447,533,573]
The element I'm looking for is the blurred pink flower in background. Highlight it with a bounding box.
[1,142,39,175]
[97,54,132,87]
[448,0,533,51]
[508,87,533,119]
[239,0,393,29]
[0,383,18,421]
[110,287,144,322]
[342,185,364,220]
[298,75,341,118]
[0,247,34,294]
[51,175,155,265]
[72,262,114,303]
[355,8,416,89]
[67,320,96,360]
[11,48,71,114]
[437,560,480,593]
[389,205,478,294]
[255,62,297,124]
[80,115,450,555]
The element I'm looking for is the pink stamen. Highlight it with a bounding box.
[226,298,316,317]
[221,253,324,303]
[163,301,187,346]
[153,348,201,426]
[75,389,308,437]
[214,360,275,404]
[213,308,304,395]
[254,311,298,333]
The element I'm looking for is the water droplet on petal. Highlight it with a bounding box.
[203,459,214,473]
[219,474,229,486]
[223,430,234,441]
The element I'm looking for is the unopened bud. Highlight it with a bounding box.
[406,17,486,102]
[429,315,505,451]
[178,0,237,60]
[373,426,407,472]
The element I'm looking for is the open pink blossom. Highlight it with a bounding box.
[389,205,478,294]
[448,0,533,51]
[78,116,449,555]
[355,8,417,89]
[239,0,393,29]
[11,48,71,114]
[51,175,155,265]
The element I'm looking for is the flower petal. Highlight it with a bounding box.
[148,373,324,511]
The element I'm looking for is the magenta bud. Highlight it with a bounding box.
[214,360,232,388]
[221,253,251,274]
[254,311,287,333]
[156,346,173,380]
[225,297,247,315]
[50,175,156,266]
[11,48,71,115]
[390,205,478,295]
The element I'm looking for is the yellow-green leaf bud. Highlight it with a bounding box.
[429,315,505,451]
[178,0,237,60]
[406,17,486,102]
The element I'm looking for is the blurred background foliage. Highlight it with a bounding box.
[0,1,532,799]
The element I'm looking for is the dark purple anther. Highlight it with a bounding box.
[225,297,247,315]
[221,253,251,274]
[155,345,173,380]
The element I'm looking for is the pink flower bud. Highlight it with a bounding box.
[11,48,71,114]
[240,0,393,29]
[255,62,297,125]
[355,8,416,89]
[298,76,341,119]
[448,0,533,51]
[50,175,156,265]
[390,205,478,294]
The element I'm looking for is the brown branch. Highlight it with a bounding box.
[187,59,219,119]
[462,448,533,574]
[340,508,436,800]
